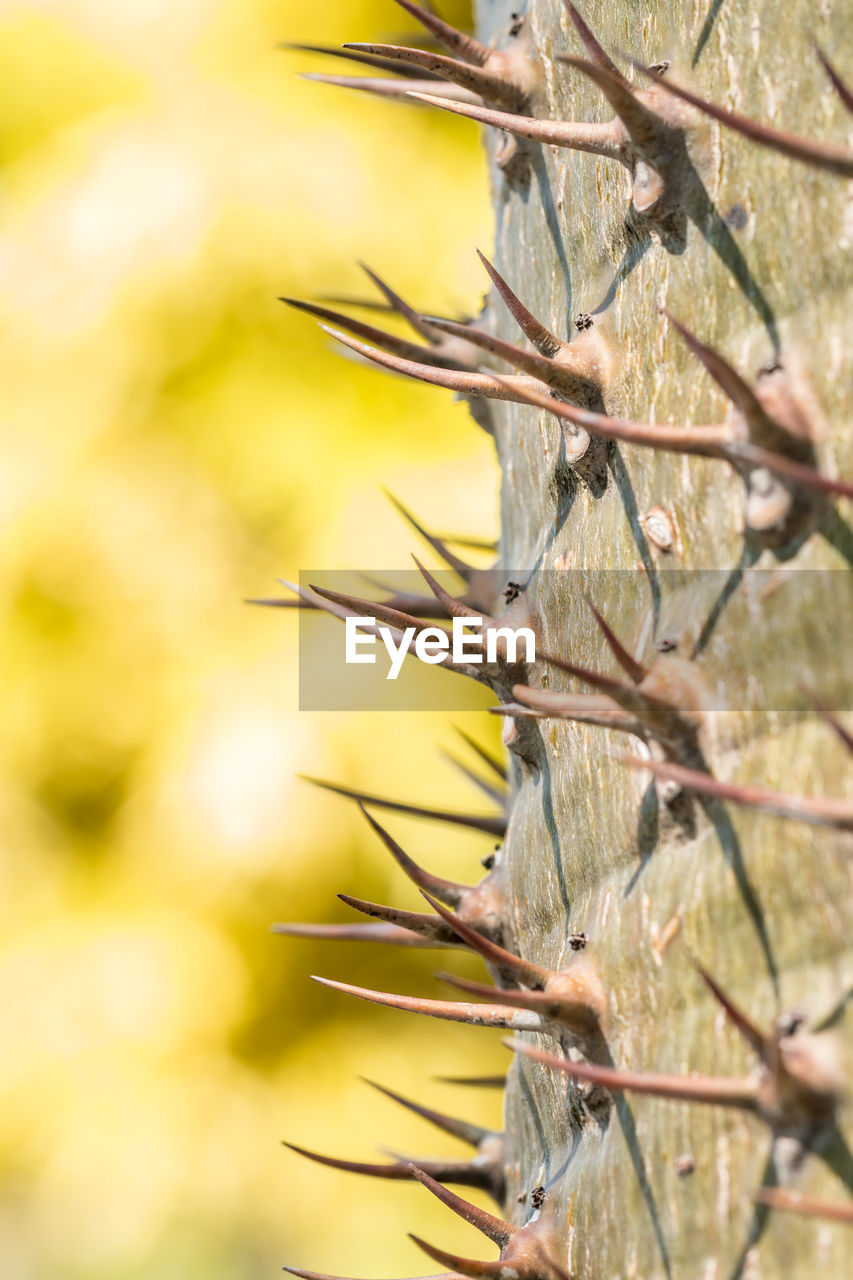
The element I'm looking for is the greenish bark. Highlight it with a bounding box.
[475,3,853,1277]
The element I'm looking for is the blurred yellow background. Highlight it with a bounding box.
[0,1,512,1275]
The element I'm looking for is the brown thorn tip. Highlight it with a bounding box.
[689,958,766,1058]
[355,802,468,904]
[562,0,632,88]
[815,46,853,116]
[360,1078,491,1146]
[585,596,648,684]
[476,250,562,357]
[408,1165,514,1246]
[806,691,853,755]
[663,310,766,422]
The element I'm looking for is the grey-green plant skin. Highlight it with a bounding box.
[282,1,853,1277]
[470,3,853,1277]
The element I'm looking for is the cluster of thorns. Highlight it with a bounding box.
[270,3,853,1275]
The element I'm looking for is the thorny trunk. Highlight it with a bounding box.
[283,2,853,1278]
[479,2,853,1277]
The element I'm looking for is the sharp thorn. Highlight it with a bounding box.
[357,263,438,341]
[453,727,507,781]
[311,976,543,1030]
[321,324,545,405]
[343,43,521,108]
[308,581,451,646]
[689,959,768,1059]
[508,685,642,732]
[405,92,625,158]
[437,971,589,1022]
[420,315,594,400]
[281,41,436,77]
[585,598,648,684]
[724,440,853,500]
[476,251,562,357]
[338,893,463,945]
[664,311,769,428]
[408,1235,504,1280]
[508,1039,758,1109]
[433,1075,506,1089]
[646,71,853,178]
[562,1,632,88]
[412,555,492,623]
[357,804,468,905]
[391,0,491,67]
[271,920,450,949]
[361,1078,493,1146]
[300,776,506,838]
[283,1142,493,1191]
[282,296,463,367]
[491,374,730,456]
[408,1165,514,1246]
[619,753,853,833]
[284,1267,463,1280]
[283,1141,420,1181]
[558,55,665,149]
[440,750,505,806]
[815,46,853,116]
[805,692,853,756]
[489,701,551,721]
[420,891,549,988]
[383,490,474,578]
[303,73,481,104]
[541,651,632,696]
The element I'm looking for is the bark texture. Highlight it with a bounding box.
[475,3,853,1277]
